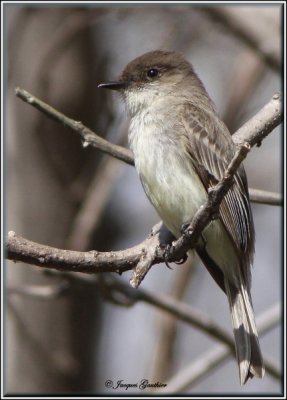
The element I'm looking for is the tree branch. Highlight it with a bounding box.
[8,89,282,286]
[14,87,134,166]
[233,93,282,146]
[5,224,167,275]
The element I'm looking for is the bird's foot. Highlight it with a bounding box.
[162,244,173,269]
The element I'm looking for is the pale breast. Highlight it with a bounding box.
[129,113,207,237]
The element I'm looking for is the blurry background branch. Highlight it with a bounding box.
[248,188,282,206]
[153,303,281,392]
[7,271,281,384]
[65,121,129,251]
[202,7,281,72]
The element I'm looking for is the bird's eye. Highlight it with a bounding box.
[147,68,159,78]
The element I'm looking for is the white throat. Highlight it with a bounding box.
[123,86,161,117]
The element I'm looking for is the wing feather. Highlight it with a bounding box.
[181,103,254,286]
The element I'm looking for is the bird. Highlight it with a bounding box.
[98,50,265,385]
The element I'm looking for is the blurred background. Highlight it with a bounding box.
[4,3,283,396]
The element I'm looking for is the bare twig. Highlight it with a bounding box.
[14,87,134,166]
[5,224,167,276]
[233,93,282,147]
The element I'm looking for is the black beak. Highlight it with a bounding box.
[97,81,129,91]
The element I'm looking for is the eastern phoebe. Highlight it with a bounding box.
[99,50,264,385]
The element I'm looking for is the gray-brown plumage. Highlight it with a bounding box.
[98,50,264,384]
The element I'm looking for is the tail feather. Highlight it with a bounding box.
[224,277,265,385]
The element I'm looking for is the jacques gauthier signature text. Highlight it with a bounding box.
[105,379,167,390]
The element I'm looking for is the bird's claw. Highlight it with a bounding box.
[175,253,188,265]
[162,243,187,267]
[162,244,173,269]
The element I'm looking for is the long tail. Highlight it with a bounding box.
[224,277,265,385]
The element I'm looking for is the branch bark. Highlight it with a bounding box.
[6,226,165,275]
[232,93,282,146]
[14,87,134,166]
